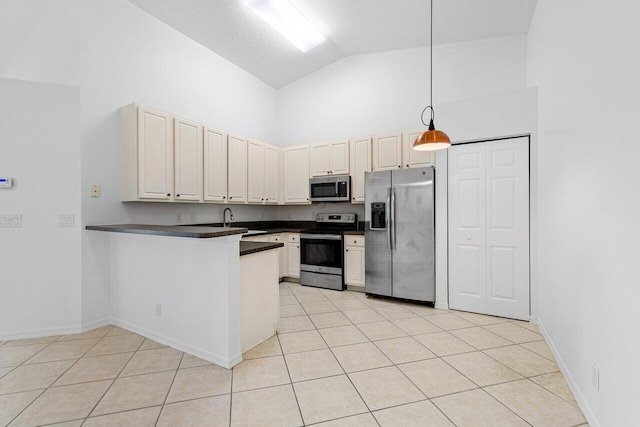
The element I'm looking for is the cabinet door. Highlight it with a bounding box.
[288,243,300,278]
[138,106,173,200]
[403,131,435,169]
[283,146,310,203]
[345,246,365,287]
[329,141,350,175]
[349,137,371,203]
[174,118,202,202]
[203,126,227,202]
[310,144,330,176]
[264,144,279,204]
[247,139,265,203]
[227,134,247,203]
[372,133,402,171]
[269,235,286,278]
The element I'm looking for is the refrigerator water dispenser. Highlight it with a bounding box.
[370,203,387,229]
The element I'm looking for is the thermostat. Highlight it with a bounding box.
[0,178,13,188]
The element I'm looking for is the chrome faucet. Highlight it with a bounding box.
[223,208,234,228]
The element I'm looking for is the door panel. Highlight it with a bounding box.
[330,141,349,174]
[138,107,172,199]
[365,171,392,296]
[485,139,529,320]
[247,139,265,203]
[391,168,435,302]
[227,135,247,202]
[264,145,278,203]
[310,144,329,176]
[402,131,434,169]
[449,143,487,315]
[174,118,202,201]
[372,133,402,171]
[448,137,529,321]
[349,137,371,203]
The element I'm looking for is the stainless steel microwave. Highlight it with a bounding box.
[309,175,351,202]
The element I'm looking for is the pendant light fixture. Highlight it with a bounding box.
[413,0,451,151]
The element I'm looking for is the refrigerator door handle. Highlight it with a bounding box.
[391,189,396,251]
[386,188,392,251]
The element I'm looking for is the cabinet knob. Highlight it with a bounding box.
[167,193,171,196]
[346,249,349,252]
[398,165,401,168]
[223,196,226,199]
[176,194,180,197]
[354,240,357,243]
[229,196,232,199]
[406,165,409,167]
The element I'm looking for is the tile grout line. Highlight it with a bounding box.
[273,325,305,426]
[5,329,113,426]
[152,351,184,427]
[228,364,233,427]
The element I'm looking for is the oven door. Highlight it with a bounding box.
[300,234,343,275]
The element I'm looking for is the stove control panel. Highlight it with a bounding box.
[316,213,356,224]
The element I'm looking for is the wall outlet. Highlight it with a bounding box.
[190,212,196,223]
[59,215,75,227]
[0,214,22,227]
[176,213,183,224]
[90,184,100,198]
[155,303,162,316]
[592,363,599,390]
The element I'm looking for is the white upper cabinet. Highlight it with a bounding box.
[310,141,350,176]
[349,137,371,204]
[174,117,203,202]
[264,144,279,204]
[203,126,227,202]
[121,104,173,202]
[228,134,248,203]
[247,139,266,203]
[283,145,311,204]
[402,131,435,169]
[372,133,402,171]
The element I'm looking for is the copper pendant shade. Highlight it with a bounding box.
[413,0,450,152]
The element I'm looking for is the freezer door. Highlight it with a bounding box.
[391,168,435,302]
[365,170,392,296]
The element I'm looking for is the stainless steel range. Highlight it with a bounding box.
[300,213,358,291]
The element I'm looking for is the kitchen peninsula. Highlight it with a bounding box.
[86,224,283,369]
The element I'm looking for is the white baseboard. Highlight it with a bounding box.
[435,302,449,310]
[110,317,240,369]
[0,318,110,341]
[535,318,600,427]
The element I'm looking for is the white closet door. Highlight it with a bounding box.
[485,139,530,320]
[449,143,487,315]
[448,137,529,320]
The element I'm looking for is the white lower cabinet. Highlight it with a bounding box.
[344,235,365,288]
[268,235,286,279]
[287,234,301,278]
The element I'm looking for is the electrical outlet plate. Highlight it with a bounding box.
[155,303,162,316]
[59,215,75,227]
[90,185,100,198]
[592,363,599,390]
[176,213,183,224]
[0,214,22,227]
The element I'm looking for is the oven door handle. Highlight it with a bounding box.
[300,234,343,241]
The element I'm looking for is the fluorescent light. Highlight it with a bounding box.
[245,0,325,53]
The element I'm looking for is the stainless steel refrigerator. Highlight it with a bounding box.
[365,167,435,302]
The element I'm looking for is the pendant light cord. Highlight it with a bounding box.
[420,0,435,128]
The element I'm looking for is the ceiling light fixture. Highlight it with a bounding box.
[413,0,450,152]
[245,0,325,53]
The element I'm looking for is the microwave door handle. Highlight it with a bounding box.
[386,188,392,251]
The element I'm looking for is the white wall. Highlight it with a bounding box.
[0,78,81,339]
[0,0,280,330]
[527,1,640,425]
[277,36,527,146]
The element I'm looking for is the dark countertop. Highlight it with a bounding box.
[86,224,248,239]
[240,241,285,256]
[193,221,315,236]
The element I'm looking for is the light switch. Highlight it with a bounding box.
[0,214,21,227]
[59,215,75,227]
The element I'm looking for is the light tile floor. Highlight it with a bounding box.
[0,282,588,426]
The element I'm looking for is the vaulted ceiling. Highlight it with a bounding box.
[128,0,538,88]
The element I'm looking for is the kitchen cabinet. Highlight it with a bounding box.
[283,145,311,204]
[174,117,203,202]
[248,140,279,204]
[269,234,286,279]
[203,126,227,202]
[264,145,279,204]
[310,141,349,176]
[372,133,402,171]
[247,139,266,203]
[344,235,365,288]
[402,131,435,169]
[287,234,301,278]
[349,137,371,203]
[121,104,174,201]
[227,134,247,203]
